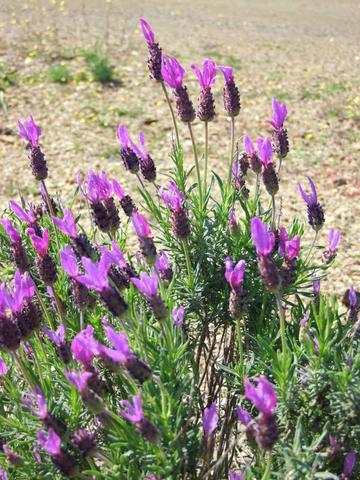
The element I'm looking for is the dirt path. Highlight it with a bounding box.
[0,0,359,291]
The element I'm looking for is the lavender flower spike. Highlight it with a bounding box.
[172,305,185,326]
[131,131,156,182]
[139,18,162,81]
[162,55,195,123]
[0,357,8,376]
[244,134,262,174]
[0,219,30,273]
[250,218,275,256]
[323,227,341,263]
[298,177,325,231]
[38,429,78,477]
[53,209,77,238]
[258,137,279,196]
[203,403,218,436]
[269,98,287,130]
[117,125,140,173]
[18,116,48,180]
[244,375,277,416]
[44,324,71,364]
[132,271,167,320]
[191,59,217,121]
[342,450,356,479]
[228,472,245,480]
[18,116,42,147]
[218,65,240,117]
[119,394,160,443]
[244,375,278,450]
[132,212,157,261]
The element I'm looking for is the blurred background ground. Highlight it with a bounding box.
[0,0,359,291]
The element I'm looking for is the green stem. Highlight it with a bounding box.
[227,116,235,184]
[161,81,180,147]
[204,121,208,195]
[271,195,276,230]
[31,343,44,387]
[304,230,319,264]
[41,180,61,250]
[12,351,34,389]
[275,292,287,353]
[236,316,244,373]
[261,451,273,480]
[182,239,192,281]
[36,287,55,330]
[53,290,67,333]
[188,122,203,208]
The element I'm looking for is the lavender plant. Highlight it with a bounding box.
[0,18,358,480]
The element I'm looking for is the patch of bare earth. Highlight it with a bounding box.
[0,0,359,292]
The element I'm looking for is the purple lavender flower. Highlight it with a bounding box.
[251,218,275,256]
[131,271,167,320]
[80,171,120,232]
[100,242,127,270]
[258,137,279,195]
[22,387,48,419]
[119,394,160,443]
[268,98,287,130]
[172,306,185,326]
[328,228,340,255]
[236,406,253,426]
[131,271,158,299]
[117,125,140,173]
[18,116,48,180]
[65,370,93,394]
[218,65,240,117]
[313,280,321,297]
[0,219,21,244]
[269,99,289,159]
[53,209,77,238]
[77,255,110,292]
[162,55,195,123]
[202,403,218,436]
[139,19,162,81]
[43,323,71,363]
[257,137,273,168]
[324,228,341,262]
[0,220,29,280]
[130,131,156,182]
[298,177,325,231]
[225,258,246,290]
[341,450,356,479]
[27,228,50,256]
[38,429,78,476]
[228,472,245,480]
[102,324,132,363]
[60,245,80,278]
[191,59,217,121]
[228,208,238,234]
[161,55,186,89]
[244,134,262,174]
[278,228,301,260]
[18,116,41,147]
[244,376,277,416]
[132,212,152,239]
[348,287,357,309]
[0,468,7,480]
[154,251,173,284]
[112,179,137,216]
[9,200,37,226]
[0,357,8,376]
[71,326,100,367]
[139,18,155,44]
[191,59,217,90]
[160,182,190,239]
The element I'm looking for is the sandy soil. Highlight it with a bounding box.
[0,0,359,291]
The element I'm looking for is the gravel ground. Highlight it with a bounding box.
[0,0,359,291]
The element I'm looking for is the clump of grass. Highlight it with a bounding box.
[0,62,16,91]
[48,63,72,84]
[83,46,114,83]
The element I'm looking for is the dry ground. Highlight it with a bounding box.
[0,0,359,291]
